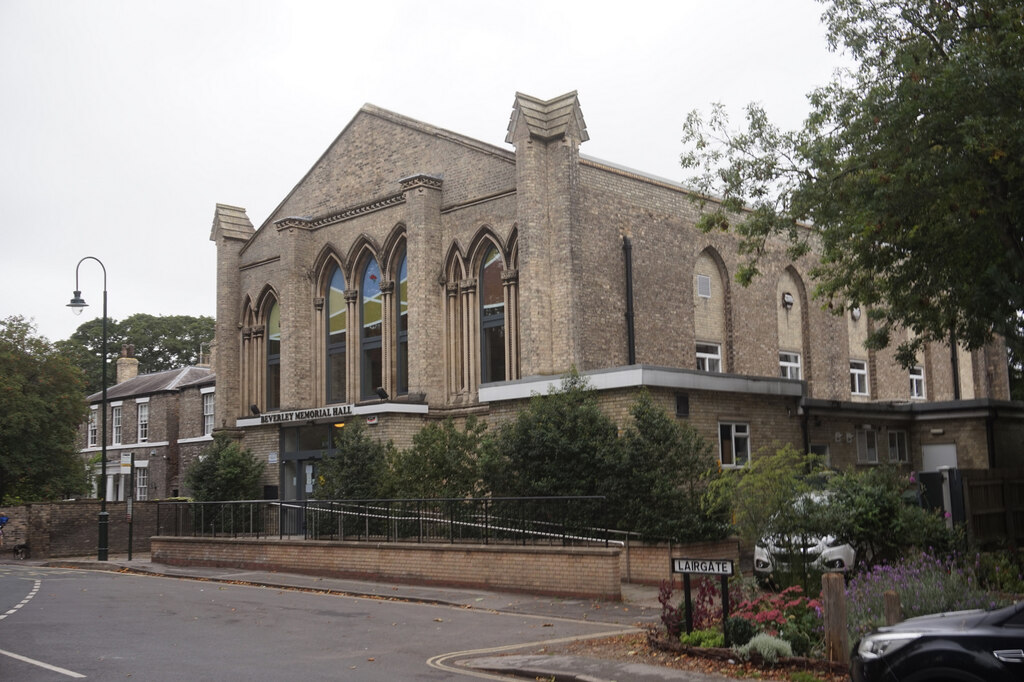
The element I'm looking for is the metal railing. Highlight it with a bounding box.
[155,496,623,547]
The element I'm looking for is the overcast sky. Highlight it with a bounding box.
[0,0,848,344]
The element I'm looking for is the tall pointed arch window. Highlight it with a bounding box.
[326,266,347,403]
[396,251,409,394]
[361,257,383,399]
[480,245,505,383]
[266,300,281,411]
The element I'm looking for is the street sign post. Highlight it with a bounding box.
[671,557,735,645]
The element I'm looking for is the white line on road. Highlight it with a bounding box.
[0,578,86,677]
[0,648,86,678]
[0,578,40,620]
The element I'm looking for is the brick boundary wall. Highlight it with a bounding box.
[1,501,159,559]
[620,538,741,585]
[151,536,622,600]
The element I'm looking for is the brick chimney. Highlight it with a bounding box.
[116,344,139,384]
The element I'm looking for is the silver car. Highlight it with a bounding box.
[753,492,856,581]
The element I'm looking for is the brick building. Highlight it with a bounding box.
[209,91,1023,501]
[78,346,215,500]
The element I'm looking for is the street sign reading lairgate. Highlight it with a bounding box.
[671,558,734,576]
[670,557,735,646]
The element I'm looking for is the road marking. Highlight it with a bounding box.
[426,627,639,679]
[0,648,86,678]
[0,578,40,621]
[0,578,86,677]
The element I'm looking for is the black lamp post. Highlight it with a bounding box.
[68,256,109,561]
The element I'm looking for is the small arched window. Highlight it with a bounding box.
[396,251,409,394]
[266,300,281,410]
[361,257,383,399]
[479,245,505,383]
[326,266,346,403]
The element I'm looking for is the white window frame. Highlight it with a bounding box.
[696,342,722,373]
[856,428,879,464]
[850,360,869,396]
[135,467,148,501]
[112,404,122,445]
[696,274,712,299]
[888,430,909,463]
[88,408,98,447]
[137,402,149,443]
[202,392,215,436]
[779,351,802,380]
[719,422,750,468]
[910,366,925,399]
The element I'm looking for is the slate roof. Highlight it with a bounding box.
[86,366,214,403]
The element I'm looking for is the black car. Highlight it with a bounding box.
[851,600,1024,682]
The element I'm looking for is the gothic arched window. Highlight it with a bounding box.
[326,266,347,403]
[361,257,383,399]
[396,251,409,394]
[479,245,505,383]
[266,300,281,410]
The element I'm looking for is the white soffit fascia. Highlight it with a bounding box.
[478,366,803,403]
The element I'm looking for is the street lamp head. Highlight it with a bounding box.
[68,290,88,315]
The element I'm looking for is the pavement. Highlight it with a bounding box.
[9,552,738,681]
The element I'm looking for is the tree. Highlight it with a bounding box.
[388,417,486,499]
[57,313,214,394]
[826,466,953,565]
[617,391,726,541]
[704,443,828,549]
[478,371,624,530]
[184,434,265,501]
[0,316,89,503]
[681,0,1024,367]
[313,422,392,500]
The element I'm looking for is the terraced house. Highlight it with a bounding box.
[209,91,1023,502]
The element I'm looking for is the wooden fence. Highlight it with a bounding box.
[962,468,1024,549]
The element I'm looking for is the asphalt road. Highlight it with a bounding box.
[0,564,636,681]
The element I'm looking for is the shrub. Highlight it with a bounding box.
[846,551,1003,639]
[733,633,793,663]
[731,585,823,656]
[658,580,683,638]
[725,616,757,646]
[679,628,724,648]
[826,466,955,565]
[976,550,1024,595]
[185,434,265,501]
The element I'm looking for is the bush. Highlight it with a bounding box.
[733,633,793,664]
[658,580,683,639]
[387,417,485,499]
[826,466,955,565]
[731,585,823,656]
[184,434,265,501]
[314,422,392,500]
[845,551,1003,640]
[975,550,1024,595]
[679,628,724,648]
[617,391,726,541]
[725,616,757,647]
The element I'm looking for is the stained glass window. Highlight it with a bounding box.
[396,252,408,394]
[327,267,346,403]
[361,258,383,398]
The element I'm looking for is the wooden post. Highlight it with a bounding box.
[822,572,849,663]
[884,590,902,625]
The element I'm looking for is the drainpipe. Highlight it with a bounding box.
[986,409,997,468]
[950,329,961,401]
[623,236,636,365]
[801,402,810,458]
